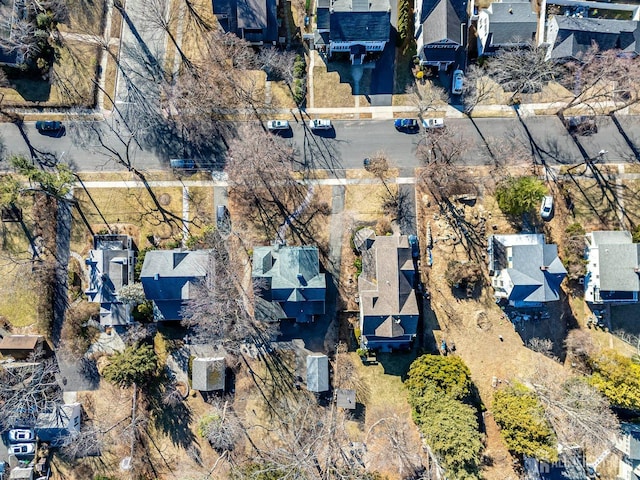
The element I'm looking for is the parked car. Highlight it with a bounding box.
[267,120,290,131]
[408,235,420,259]
[9,443,35,456]
[422,118,445,130]
[216,205,231,233]
[451,69,464,95]
[8,429,34,443]
[394,118,419,133]
[169,158,196,170]
[308,119,332,130]
[540,195,554,220]
[35,120,62,132]
[565,116,597,135]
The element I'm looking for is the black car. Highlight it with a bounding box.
[35,120,63,132]
[394,118,420,133]
[565,116,597,136]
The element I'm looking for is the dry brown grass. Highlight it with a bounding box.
[103,46,119,111]
[59,0,106,37]
[312,53,355,108]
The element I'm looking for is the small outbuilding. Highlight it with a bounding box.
[9,467,33,480]
[306,354,329,393]
[192,357,226,392]
[0,335,47,360]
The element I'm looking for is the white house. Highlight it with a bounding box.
[584,231,640,304]
[306,354,329,392]
[35,403,82,447]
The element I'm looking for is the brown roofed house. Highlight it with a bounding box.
[358,231,419,352]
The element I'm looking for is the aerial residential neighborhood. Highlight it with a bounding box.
[2,0,640,476]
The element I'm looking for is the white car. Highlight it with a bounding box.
[266,120,290,131]
[540,195,554,220]
[9,443,35,456]
[9,429,34,442]
[451,69,464,95]
[308,118,332,130]
[422,118,445,129]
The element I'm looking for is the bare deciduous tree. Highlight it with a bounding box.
[0,358,63,431]
[181,231,277,352]
[484,44,561,102]
[559,46,640,116]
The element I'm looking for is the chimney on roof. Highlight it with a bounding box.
[154,273,160,280]
[540,266,548,271]
[509,7,513,13]
[635,267,640,274]
[297,273,308,286]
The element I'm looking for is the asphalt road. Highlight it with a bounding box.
[1,115,638,173]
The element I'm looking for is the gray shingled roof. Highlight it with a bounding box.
[329,11,391,42]
[589,231,640,292]
[486,1,537,46]
[358,235,419,343]
[491,234,567,304]
[140,250,210,320]
[550,17,640,59]
[418,0,467,45]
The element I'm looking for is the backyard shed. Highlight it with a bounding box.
[336,389,356,409]
[306,354,329,393]
[192,357,226,391]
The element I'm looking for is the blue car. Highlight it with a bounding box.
[408,234,420,259]
[394,118,419,133]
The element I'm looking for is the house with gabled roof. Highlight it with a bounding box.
[546,16,640,60]
[140,249,210,321]
[358,231,419,352]
[475,0,538,56]
[35,403,82,447]
[584,231,640,304]
[314,0,391,63]
[415,0,468,70]
[252,244,326,323]
[489,234,566,307]
[85,234,135,326]
[213,0,278,45]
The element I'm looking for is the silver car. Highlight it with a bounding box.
[9,443,35,456]
[9,429,34,442]
[540,195,554,220]
[266,120,290,131]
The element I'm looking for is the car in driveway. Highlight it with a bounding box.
[35,120,63,132]
[394,118,419,133]
[308,119,332,130]
[540,195,554,220]
[267,120,290,131]
[9,443,35,456]
[451,69,464,95]
[9,429,34,443]
[422,118,445,130]
[408,235,420,259]
[565,116,597,135]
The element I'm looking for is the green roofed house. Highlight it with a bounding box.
[252,244,326,323]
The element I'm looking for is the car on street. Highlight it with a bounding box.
[394,118,419,133]
[408,234,420,259]
[451,69,464,95]
[540,195,554,220]
[267,120,290,131]
[565,116,597,135]
[35,120,62,132]
[9,443,35,456]
[422,118,445,130]
[169,158,196,170]
[9,429,34,443]
[308,119,332,130]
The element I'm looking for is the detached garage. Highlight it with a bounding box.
[306,354,329,393]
